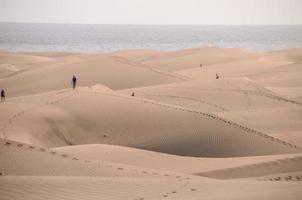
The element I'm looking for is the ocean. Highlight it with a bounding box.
[0,23,302,53]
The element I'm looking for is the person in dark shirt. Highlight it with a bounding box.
[72,75,77,90]
[1,89,5,102]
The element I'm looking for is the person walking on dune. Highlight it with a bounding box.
[1,89,5,102]
[71,75,77,90]
[216,74,220,79]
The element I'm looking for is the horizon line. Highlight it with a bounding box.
[0,21,302,26]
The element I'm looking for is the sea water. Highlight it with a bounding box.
[0,23,302,53]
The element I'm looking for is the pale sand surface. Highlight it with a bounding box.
[1,176,301,200]
[0,47,302,199]
[53,144,302,176]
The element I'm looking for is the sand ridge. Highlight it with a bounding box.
[0,138,198,180]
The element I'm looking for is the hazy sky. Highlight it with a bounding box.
[0,0,301,25]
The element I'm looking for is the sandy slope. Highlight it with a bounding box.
[176,57,292,80]
[268,48,302,63]
[0,138,195,179]
[0,53,184,97]
[1,176,301,200]
[172,49,302,104]
[0,52,84,80]
[0,51,54,65]
[105,48,163,61]
[119,78,301,112]
[1,86,300,157]
[219,107,302,146]
[248,63,302,87]
[3,137,301,200]
[141,47,260,72]
[119,78,302,146]
[54,144,302,176]
[198,154,302,180]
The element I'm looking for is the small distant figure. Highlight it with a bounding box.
[200,64,203,68]
[71,75,77,90]
[1,89,5,102]
[216,74,220,79]
[131,92,135,97]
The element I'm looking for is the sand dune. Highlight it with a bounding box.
[1,47,302,200]
[119,78,302,146]
[119,78,301,112]
[1,176,301,200]
[54,143,302,175]
[172,50,301,105]
[176,57,292,80]
[0,63,19,77]
[0,53,184,97]
[249,62,302,88]
[0,51,54,65]
[141,47,259,72]
[198,153,302,180]
[105,49,163,61]
[268,48,302,63]
[267,87,302,102]
[1,86,300,157]
[0,138,194,179]
[219,107,302,146]
[0,52,85,80]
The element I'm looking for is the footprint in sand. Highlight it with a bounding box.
[28,146,35,150]
[4,142,11,146]
[17,144,23,147]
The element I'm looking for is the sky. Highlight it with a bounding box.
[0,0,301,25]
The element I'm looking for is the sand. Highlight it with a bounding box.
[0,47,302,199]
